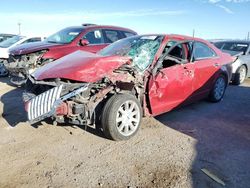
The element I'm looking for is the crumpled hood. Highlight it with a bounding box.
[9,41,63,55]
[33,50,131,83]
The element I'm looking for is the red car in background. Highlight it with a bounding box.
[24,34,233,141]
[5,24,137,85]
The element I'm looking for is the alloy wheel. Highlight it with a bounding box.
[239,66,247,84]
[116,100,140,137]
[214,77,226,101]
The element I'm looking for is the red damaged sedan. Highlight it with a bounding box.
[24,34,233,141]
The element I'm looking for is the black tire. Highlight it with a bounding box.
[232,65,247,85]
[209,75,227,103]
[101,94,142,141]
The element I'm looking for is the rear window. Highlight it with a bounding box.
[0,36,24,48]
[215,42,249,54]
[103,30,120,43]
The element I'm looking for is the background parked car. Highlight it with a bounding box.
[213,40,250,85]
[0,33,17,43]
[24,34,233,141]
[0,36,42,76]
[4,24,137,86]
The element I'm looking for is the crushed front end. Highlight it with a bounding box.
[4,50,52,85]
[24,66,144,127]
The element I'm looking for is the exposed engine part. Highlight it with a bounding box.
[5,50,52,85]
[24,64,145,127]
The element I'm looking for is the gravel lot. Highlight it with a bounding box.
[0,77,249,188]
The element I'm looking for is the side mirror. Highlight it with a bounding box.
[80,39,89,46]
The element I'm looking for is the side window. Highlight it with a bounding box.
[22,37,41,44]
[193,42,217,60]
[103,30,120,43]
[162,43,186,68]
[123,32,135,38]
[83,30,104,44]
[168,44,185,59]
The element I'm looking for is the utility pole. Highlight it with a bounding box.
[18,22,21,35]
[192,29,195,38]
[247,31,250,41]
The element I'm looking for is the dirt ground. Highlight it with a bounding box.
[0,77,249,188]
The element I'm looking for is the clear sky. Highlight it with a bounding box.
[0,0,250,39]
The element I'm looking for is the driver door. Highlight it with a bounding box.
[148,42,195,116]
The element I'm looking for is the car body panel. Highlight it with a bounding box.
[33,50,131,83]
[9,41,63,55]
[148,63,195,115]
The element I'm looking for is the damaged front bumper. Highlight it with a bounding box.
[5,51,49,85]
[26,84,89,124]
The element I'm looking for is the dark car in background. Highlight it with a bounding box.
[213,40,250,85]
[4,24,137,85]
[24,34,233,141]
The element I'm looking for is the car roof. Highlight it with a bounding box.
[0,33,16,37]
[135,34,208,43]
[167,34,209,43]
[64,24,137,34]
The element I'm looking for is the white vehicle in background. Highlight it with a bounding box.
[0,33,17,43]
[213,40,250,85]
[0,36,42,76]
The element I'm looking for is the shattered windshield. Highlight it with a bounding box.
[98,35,164,72]
[0,35,23,48]
[45,27,83,44]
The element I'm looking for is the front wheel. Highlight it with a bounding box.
[101,94,142,141]
[232,65,247,85]
[209,75,227,102]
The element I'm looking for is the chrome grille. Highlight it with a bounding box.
[27,85,63,122]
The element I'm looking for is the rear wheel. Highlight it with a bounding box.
[101,94,142,141]
[233,65,247,85]
[209,75,227,102]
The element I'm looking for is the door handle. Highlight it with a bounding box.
[214,63,219,67]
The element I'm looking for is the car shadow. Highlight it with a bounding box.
[0,77,27,127]
[156,84,250,188]
[32,119,108,139]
